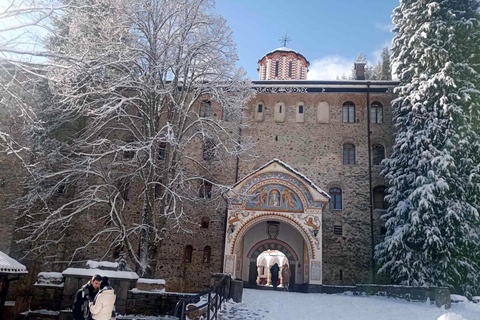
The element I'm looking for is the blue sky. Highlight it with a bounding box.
[215,0,400,80]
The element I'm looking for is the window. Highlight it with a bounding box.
[334,225,343,235]
[154,181,163,199]
[373,186,388,210]
[299,105,304,114]
[275,61,279,77]
[380,226,387,235]
[342,101,355,123]
[184,245,193,263]
[343,144,355,165]
[289,61,292,77]
[203,138,215,160]
[279,105,282,113]
[56,183,66,194]
[200,100,211,118]
[203,246,211,263]
[372,144,385,165]
[258,104,263,113]
[201,217,210,229]
[371,102,383,123]
[120,181,130,201]
[329,188,342,210]
[158,142,167,160]
[339,269,343,281]
[199,181,212,199]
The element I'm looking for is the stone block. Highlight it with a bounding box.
[434,288,451,309]
[229,279,243,303]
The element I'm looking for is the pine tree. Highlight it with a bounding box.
[380,47,392,80]
[376,0,480,297]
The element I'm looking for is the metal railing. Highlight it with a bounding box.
[174,275,229,320]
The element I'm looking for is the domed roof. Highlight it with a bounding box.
[259,47,310,66]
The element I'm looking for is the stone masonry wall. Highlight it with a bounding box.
[240,90,396,285]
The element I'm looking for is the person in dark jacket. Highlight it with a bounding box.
[72,274,102,320]
[270,263,280,290]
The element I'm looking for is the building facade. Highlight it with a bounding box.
[0,47,398,298]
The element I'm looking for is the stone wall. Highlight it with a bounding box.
[241,90,396,285]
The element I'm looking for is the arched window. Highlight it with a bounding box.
[372,144,385,165]
[370,102,383,123]
[199,181,212,199]
[203,138,215,160]
[203,246,211,263]
[201,217,210,229]
[288,61,293,77]
[343,143,355,165]
[329,188,342,210]
[200,100,211,118]
[373,186,388,210]
[275,61,279,77]
[184,245,193,263]
[342,101,355,123]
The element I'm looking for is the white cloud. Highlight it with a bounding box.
[375,23,394,32]
[308,56,353,80]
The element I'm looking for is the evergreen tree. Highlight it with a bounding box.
[380,47,392,80]
[376,0,480,297]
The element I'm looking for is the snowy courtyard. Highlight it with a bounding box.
[218,289,480,320]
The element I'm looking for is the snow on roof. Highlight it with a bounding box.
[0,251,28,274]
[232,159,330,199]
[137,278,166,285]
[86,260,119,269]
[259,47,310,65]
[62,268,139,280]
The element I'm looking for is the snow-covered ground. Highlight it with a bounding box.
[218,289,480,320]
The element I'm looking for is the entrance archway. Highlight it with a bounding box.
[223,160,329,287]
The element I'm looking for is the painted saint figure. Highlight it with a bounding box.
[268,189,281,207]
[282,189,297,208]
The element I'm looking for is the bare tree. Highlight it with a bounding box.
[13,0,254,275]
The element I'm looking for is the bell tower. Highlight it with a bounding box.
[257,38,309,80]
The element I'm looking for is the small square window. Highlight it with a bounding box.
[299,105,304,114]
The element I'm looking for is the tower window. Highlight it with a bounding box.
[258,104,263,113]
[343,143,356,165]
[279,105,282,113]
[342,101,355,123]
[203,246,211,263]
[199,181,212,199]
[373,186,388,210]
[371,102,383,123]
[158,142,167,160]
[299,105,304,114]
[275,61,279,77]
[184,245,193,263]
[372,144,385,165]
[200,100,211,118]
[201,217,210,228]
[329,188,342,210]
[289,61,293,77]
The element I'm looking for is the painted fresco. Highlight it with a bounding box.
[247,185,303,212]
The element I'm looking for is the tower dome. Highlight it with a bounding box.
[257,47,310,80]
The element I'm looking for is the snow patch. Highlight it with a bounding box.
[86,260,119,269]
[437,314,467,320]
[137,278,165,285]
[450,295,469,303]
[62,268,138,280]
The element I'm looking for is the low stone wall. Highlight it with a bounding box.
[305,284,451,308]
[126,290,197,316]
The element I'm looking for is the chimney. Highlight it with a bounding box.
[354,53,367,80]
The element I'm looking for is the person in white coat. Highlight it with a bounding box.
[89,277,116,320]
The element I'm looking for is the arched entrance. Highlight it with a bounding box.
[223,160,329,288]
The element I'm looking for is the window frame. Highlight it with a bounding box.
[329,187,343,210]
[372,144,385,166]
[342,101,356,123]
[370,102,383,124]
[343,143,356,165]
[373,186,388,210]
[184,245,193,263]
[200,100,212,118]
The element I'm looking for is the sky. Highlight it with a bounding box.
[215,0,400,80]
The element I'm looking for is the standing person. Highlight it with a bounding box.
[72,274,102,320]
[89,276,116,320]
[270,263,280,290]
[281,264,291,292]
